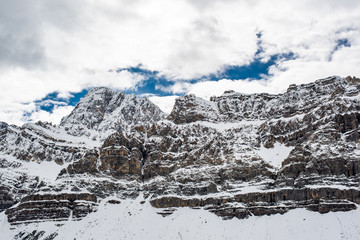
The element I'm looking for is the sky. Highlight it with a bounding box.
[0,0,360,125]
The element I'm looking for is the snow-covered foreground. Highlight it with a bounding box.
[1,195,360,240]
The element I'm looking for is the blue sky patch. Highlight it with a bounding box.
[329,38,351,61]
[214,31,296,81]
[29,89,88,116]
[117,65,178,96]
[213,52,296,81]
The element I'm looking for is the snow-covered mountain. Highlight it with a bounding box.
[60,87,166,139]
[0,76,360,239]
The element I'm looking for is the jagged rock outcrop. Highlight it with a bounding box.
[0,76,359,226]
[59,87,166,138]
[5,193,97,224]
[168,94,219,123]
[150,187,360,219]
[99,132,144,179]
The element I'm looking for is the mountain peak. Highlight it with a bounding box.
[59,88,166,137]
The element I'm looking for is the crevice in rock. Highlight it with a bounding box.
[140,149,148,183]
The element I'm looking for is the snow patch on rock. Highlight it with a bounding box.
[257,143,294,169]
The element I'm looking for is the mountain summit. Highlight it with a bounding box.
[60,87,166,138]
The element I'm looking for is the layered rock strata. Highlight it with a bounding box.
[0,76,359,224]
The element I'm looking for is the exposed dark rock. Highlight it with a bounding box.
[150,188,360,219]
[6,193,97,224]
[107,199,121,204]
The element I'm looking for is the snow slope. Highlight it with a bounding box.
[0,153,68,183]
[1,195,360,240]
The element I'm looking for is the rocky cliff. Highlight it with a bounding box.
[0,76,359,235]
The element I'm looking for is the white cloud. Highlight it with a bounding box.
[29,105,75,125]
[0,0,360,124]
[0,102,36,126]
[175,79,274,100]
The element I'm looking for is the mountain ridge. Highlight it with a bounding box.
[0,75,359,239]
